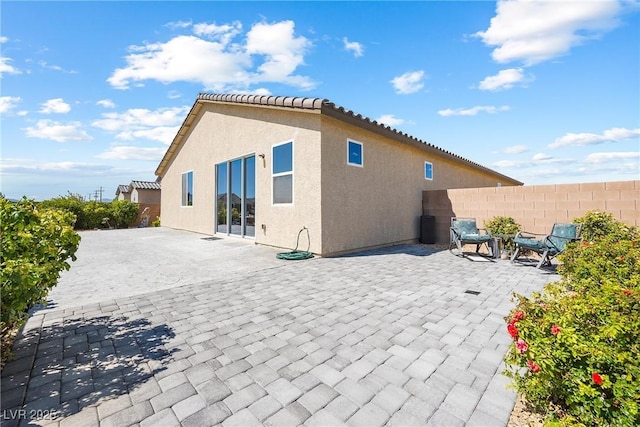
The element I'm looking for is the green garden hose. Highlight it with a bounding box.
[276,227,314,260]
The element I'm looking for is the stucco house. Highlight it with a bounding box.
[114,180,161,226]
[115,185,131,201]
[155,93,522,256]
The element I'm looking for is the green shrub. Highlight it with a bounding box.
[151,216,161,227]
[40,193,113,230]
[111,200,139,228]
[81,201,112,229]
[484,216,520,251]
[504,217,640,425]
[39,192,84,228]
[1,197,80,335]
[573,210,639,242]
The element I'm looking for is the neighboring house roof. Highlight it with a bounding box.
[130,180,161,191]
[156,93,522,185]
[116,185,130,195]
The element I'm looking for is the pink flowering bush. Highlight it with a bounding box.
[503,215,639,426]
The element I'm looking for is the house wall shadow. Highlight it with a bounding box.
[422,189,455,245]
[1,315,176,424]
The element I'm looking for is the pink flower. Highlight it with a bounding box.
[592,372,603,385]
[527,360,540,373]
[512,311,526,322]
[516,339,529,354]
[507,323,518,339]
[551,325,561,335]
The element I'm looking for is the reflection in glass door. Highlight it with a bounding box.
[216,155,255,238]
[216,163,227,233]
[244,156,256,237]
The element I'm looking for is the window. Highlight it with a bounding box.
[424,161,433,180]
[181,171,193,206]
[273,141,293,204]
[347,140,363,167]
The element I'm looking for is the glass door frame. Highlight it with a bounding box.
[215,154,256,238]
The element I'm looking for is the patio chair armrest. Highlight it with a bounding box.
[515,230,546,239]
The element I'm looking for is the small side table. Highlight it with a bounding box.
[490,237,501,259]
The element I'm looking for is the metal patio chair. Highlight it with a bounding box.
[449,217,493,258]
[511,223,582,269]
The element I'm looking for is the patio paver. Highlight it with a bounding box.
[0,228,557,426]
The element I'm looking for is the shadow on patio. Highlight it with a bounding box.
[1,315,176,424]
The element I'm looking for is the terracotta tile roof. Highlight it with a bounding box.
[130,180,161,190]
[156,93,522,185]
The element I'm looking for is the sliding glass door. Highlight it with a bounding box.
[216,155,255,237]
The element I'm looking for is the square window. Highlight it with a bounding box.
[425,162,433,180]
[273,142,293,174]
[348,140,363,167]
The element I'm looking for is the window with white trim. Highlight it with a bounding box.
[424,161,433,180]
[181,171,193,206]
[347,140,363,167]
[272,141,293,204]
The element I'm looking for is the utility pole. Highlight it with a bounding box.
[92,186,104,202]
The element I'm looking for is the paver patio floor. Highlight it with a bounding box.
[1,228,557,426]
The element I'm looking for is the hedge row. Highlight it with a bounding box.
[1,197,81,337]
[39,193,139,230]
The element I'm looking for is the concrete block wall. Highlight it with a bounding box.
[422,180,639,245]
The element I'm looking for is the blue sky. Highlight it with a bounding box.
[1,1,639,201]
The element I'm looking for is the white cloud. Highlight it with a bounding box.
[40,98,71,114]
[245,20,313,88]
[0,37,7,43]
[23,120,92,142]
[343,38,364,57]
[93,106,188,130]
[504,144,528,154]
[97,99,116,108]
[375,114,405,127]
[438,105,510,117]
[549,127,640,148]
[165,20,192,30]
[475,0,627,65]
[193,21,243,45]
[116,127,181,144]
[0,96,22,113]
[0,158,115,176]
[92,106,189,144]
[108,20,314,91]
[493,160,519,168]
[584,151,640,164]
[96,146,166,160]
[390,71,425,95]
[1,57,21,75]
[493,153,566,169]
[478,68,531,91]
[532,153,552,161]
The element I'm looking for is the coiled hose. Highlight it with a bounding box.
[276,227,314,260]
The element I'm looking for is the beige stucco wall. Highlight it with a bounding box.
[160,103,324,253]
[135,189,161,204]
[319,115,516,255]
